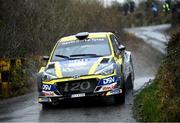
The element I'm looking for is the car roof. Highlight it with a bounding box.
[59,32,113,42]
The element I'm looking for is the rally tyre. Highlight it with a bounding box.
[114,86,125,104]
[37,74,42,92]
[114,92,125,105]
[126,74,133,90]
[42,103,52,109]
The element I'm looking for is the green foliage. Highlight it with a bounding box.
[9,58,37,97]
[134,82,163,121]
[10,64,30,96]
[156,27,180,121]
[171,10,180,27]
[0,0,173,58]
[134,27,180,122]
[0,0,124,58]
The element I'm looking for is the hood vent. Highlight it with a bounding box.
[47,63,55,69]
[100,58,109,64]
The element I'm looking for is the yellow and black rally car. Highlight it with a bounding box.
[37,32,134,106]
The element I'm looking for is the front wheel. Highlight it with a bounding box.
[114,86,125,104]
[37,74,43,92]
[42,103,52,109]
[126,74,133,90]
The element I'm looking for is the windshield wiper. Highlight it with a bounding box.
[55,54,70,59]
[70,54,102,58]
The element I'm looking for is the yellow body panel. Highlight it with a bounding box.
[43,73,116,85]
[55,62,63,78]
[48,42,59,64]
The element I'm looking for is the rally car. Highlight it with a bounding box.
[37,32,134,107]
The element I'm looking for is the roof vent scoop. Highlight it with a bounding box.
[75,32,89,40]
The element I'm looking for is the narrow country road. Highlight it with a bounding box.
[0,25,170,122]
[125,24,170,91]
[125,24,170,54]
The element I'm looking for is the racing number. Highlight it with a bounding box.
[71,83,80,91]
[64,81,91,92]
[80,81,91,90]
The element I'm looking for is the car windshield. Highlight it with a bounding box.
[51,38,111,61]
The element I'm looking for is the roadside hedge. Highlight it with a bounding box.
[134,27,180,122]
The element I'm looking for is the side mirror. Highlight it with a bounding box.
[43,56,49,61]
[118,45,126,51]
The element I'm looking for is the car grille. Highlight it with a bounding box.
[56,79,98,97]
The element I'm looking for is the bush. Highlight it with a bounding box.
[9,58,37,97]
[134,27,180,122]
[0,0,124,58]
[0,0,173,58]
[157,27,180,121]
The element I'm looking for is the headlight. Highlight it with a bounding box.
[42,68,57,82]
[95,63,115,75]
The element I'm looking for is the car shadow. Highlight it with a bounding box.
[42,96,120,110]
[40,89,134,111]
[38,90,134,122]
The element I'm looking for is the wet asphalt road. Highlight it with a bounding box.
[0,25,168,122]
[125,24,170,54]
[0,91,134,122]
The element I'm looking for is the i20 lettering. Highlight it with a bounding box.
[42,85,52,91]
[103,77,115,85]
[64,81,91,92]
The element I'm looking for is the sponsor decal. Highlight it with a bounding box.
[102,83,117,91]
[62,67,74,72]
[106,89,121,96]
[68,59,89,63]
[42,85,51,91]
[98,76,117,86]
[109,89,121,95]
[42,91,57,96]
[68,61,87,67]
[60,58,91,66]
[61,38,105,45]
[96,83,117,92]
[42,84,57,91]
[103,77,116,85]
[60,58,93,72]
[58,58,99,77]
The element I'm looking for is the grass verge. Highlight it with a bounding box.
[134,82,162,121]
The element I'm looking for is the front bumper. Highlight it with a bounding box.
[38,88,122,103]
[38,75,123,103]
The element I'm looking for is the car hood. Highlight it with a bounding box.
[51,57,101,78]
